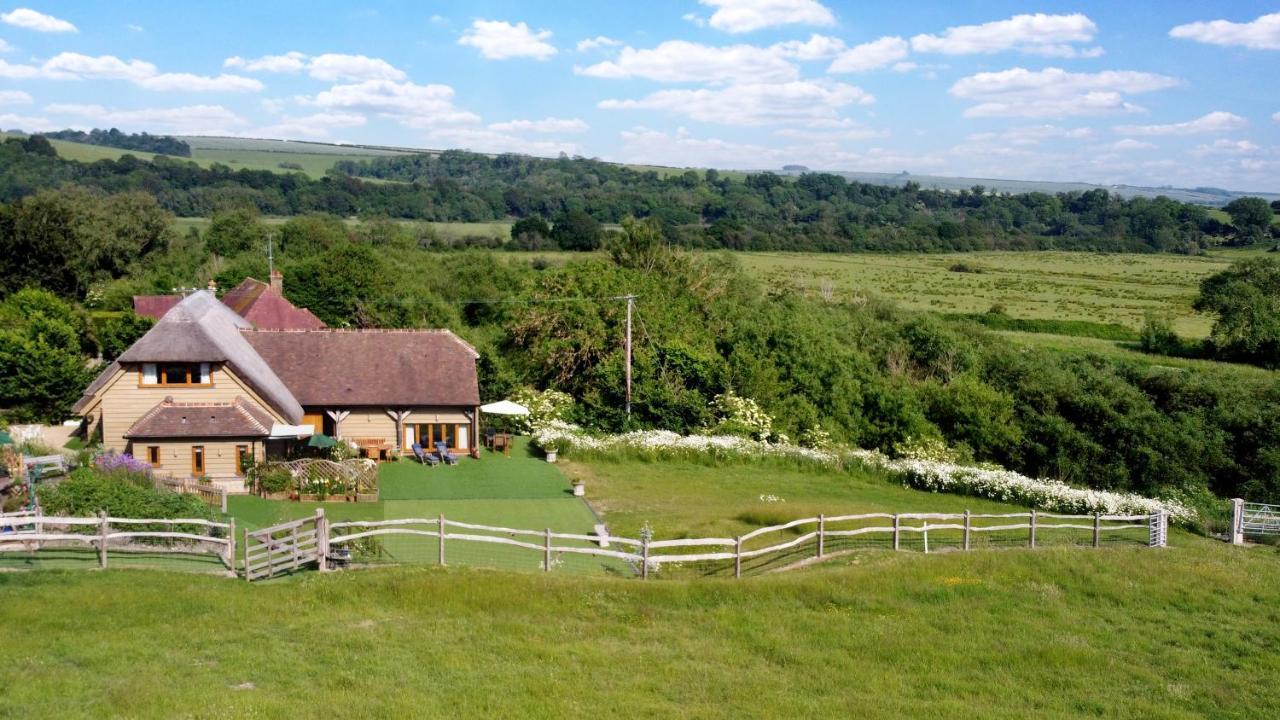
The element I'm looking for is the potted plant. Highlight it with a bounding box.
[571,478,584,496]
[545,445,559,463]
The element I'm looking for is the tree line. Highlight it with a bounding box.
[2,136,1274,254]
[38,129,192,157]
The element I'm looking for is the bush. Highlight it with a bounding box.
[37,466,214,520]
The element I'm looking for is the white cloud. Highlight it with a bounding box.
[1169,12,1280,50]
[774,121,887,142]
[459,19,556,60]
[0,89,32,104]
[421,126,579,156]
[1190,138,1262,156]
[225,52,309,73]
[2,52,263,92]
[911,13,1100,57]
[699,0,835,34]
[305,79,480,126]
[1113,111,1248,136]
[771,34,845,60]
[126,23,144,32]
[617,126,782,166]
[599,79,873,126]
[577,40,797,84]
[488,117,588,133]
[250,112,367,139]
[682,13,706,28]
[576,36,621,52]
[1,8,76,33]
[0,38,12,52]
[983,124,1094,145]
[827,36,908,73]
[44,103,247,134]
[1102,138,1155,151]
[224,51,404,81]
[1274,111,1280,123]
[0,112,49,128]
[949,67,1179,118]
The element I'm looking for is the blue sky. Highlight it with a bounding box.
[1,1,1278,190]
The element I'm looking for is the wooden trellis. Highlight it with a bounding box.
[251,458,378,500]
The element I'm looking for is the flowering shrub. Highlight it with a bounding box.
[798,426,833,451]
[845,449,1196,523]
[510,387,575,434]
[532,420,838,465]
[94,452,153,474]
[708,391,775,441]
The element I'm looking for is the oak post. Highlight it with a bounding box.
[97,509,109,569]
[817,514,825,559]
[1093,513,1101,548]
[734,536,743,579]
[243,527,251,581]
[543,528,552,572]
[1029,510,1038,549]
[963,509,971,551]
[892,514,900,551]
[438,513,446,566]
[225,517,237,573]
[315,508,329,572]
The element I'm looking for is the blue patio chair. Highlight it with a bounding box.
[411,443,439,467]
[434,441,459,466]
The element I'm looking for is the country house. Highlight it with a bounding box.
[73,289,481,491]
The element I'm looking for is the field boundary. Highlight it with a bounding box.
[0,509,235,573]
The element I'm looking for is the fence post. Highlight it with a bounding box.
[892,514,900,551]
[1093,512,1101,548]
[1230,498,1245,545]
[220,486,228,515]
[641,539,650,580]
[963,509,971,551]
[543,528,551,572]
[923,523,929,554]
[225,517,236,574]
[98,509,109,569]
[315,508,329,572]
[817,514,825,559]
[438,513,446,566]
[734,536,742,579]
[1029,510,1037,549]
[243,526,251,581]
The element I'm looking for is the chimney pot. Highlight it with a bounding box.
[270,269,283,294]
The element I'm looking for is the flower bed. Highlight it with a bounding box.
[533,421,1196,522]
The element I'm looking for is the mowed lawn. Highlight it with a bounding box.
[3,540,1279,718]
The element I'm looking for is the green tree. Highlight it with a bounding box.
[1224,197,1274,244]
[276,213,349,256]
[286,243,394,327]
[1194,257,1280,367]
[550,209,601,251]
[204,208,268,257]
[510,215,552,249]
[97,311,154,361]
[0,290,93,421]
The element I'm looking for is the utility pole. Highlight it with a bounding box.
[624,294,635,417]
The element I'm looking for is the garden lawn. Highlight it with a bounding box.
[3,540,1279,718]
[379,438,571,500]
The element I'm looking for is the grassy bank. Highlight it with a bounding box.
[3,540,1277,718]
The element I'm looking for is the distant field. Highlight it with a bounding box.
[738,250,1259,338]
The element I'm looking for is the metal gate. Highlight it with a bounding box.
[243,509,327,581]
[1242,502,1280,537]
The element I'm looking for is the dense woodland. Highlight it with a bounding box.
[1,136,1269,253]
[2,134,1279,512]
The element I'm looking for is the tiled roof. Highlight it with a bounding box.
[132,295,181,320]
[221,278,326,331]
[242,329,481,407]
[125,396,274,439]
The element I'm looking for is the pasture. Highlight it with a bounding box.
[739,250,1262,338]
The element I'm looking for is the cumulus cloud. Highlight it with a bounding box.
[911,13,1101,57]
[0,39,12,53]
[577,36,621,52]
[1,52,262,92]
[421,126,579,156]
[577,40,798,84]
[828,36,909,73]
[772,34,845,60]
[1274,111,1280,123]
[1,7,76,33]
[305,79,480,126]
[1169,12,1280,50]
[225,52,404,81]
[1190,138,1263,156]
[1113,111,1248,136]
[488,117,588,133]
[1102,138,1156,151]
[44,103,247,134]
[699,0,835,34]
[949,67,1179,118]
[0,88,32,104]
[250,112,367,139]
[599,79,873,126]
[459,19,556,60]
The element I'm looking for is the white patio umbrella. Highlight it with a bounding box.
[480,400,531,416]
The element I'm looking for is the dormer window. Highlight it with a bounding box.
[141,363,211,387]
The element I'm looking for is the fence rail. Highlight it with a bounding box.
[0,509,235,572]
[1231,498,1280,543]
[156,476,228,514]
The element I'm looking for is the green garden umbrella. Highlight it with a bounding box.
[307,433,337,448]
[0,431,12,446]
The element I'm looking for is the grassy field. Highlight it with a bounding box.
[738,249,1269,338]
[3,539,1277,718]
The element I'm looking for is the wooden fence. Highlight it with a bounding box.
[156,476,229,513]
[243,510,324,581]
[0,509,235,572]
[324,509,1168,579]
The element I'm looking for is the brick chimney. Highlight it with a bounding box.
[270,269,283,294]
